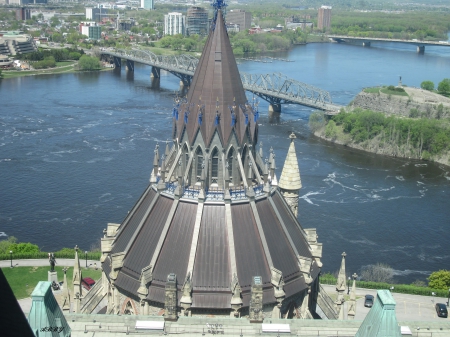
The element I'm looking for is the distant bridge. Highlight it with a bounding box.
[328,35,450,53]
[100,48,342,114]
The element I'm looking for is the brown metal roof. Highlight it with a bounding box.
[231,203,271,288]
[111,188,157,254]
[192,204,230,290]
[115,271,140,296]
[175,9,257,147]
[271,191,312,258]
[192,293,231,309]
[147,282,165,304]
[283,277,306,299]
[256,199,300,280]
[153,201,197,282]
[123,195,173,276]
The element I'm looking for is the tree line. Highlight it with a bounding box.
[310,108,450,161]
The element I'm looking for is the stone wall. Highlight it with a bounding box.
[349,91,450,119]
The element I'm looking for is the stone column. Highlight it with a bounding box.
[249,276,263,323]
[164,273,177,321]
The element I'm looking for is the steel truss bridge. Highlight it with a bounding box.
[101,48,342,113]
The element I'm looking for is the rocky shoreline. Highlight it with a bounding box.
[313,87,450,167]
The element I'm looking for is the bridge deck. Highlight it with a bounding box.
[101,49,343,113]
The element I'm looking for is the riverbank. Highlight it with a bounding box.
[311,86,450,167]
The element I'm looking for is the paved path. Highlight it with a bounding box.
[0,258,99,269]
[1,259,100,314]
[321,284,449,322]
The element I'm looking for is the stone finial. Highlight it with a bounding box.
[335,252,346,318]
[279,132,302,191]
[348,273,358,320]
[180,272,193,316]
[230,273,242,317]
[165,140,170,157]
[73,246,82,299]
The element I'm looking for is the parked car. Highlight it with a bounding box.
[435,303,448,318]
[364,294,374,308]
[81,277,95,291]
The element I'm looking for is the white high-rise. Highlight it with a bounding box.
[141,0,154,10]
[164,12,186,36]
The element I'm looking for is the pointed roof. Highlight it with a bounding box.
[174,9,257,147]
[355,290,401,337]
[279,133,302,191]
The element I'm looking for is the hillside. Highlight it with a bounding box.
[310,86,450,167]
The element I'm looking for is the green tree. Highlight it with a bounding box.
[69,52,82,60]
[0,236,17,254]
[325,119,338,138]
[0,68,2,79]
[8,242,40,254]
[428,270,450,290]
[420,81,434,91]
[438,79,450,97]
[78,55,101,70]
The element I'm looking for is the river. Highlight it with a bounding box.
[1,42,449,284]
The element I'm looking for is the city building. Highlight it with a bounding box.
[0,32,37,55]
[225,9,251,32]
[317,5,332,30]
[79,22,101,40]
[186,6,208,36]
[86,7,101,21]
[141,0,154,10]
[285,16,313,31]
[16,7,31,21]
[89,26,102,40]
[164,12,186,36]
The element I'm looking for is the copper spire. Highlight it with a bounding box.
[174,8,257,147]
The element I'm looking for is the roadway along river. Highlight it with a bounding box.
[1,42,449,283]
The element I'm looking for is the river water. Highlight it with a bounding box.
[1,42,449,283]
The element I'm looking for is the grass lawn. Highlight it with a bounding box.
[2,266,102,300]
[2,64,76,79]
[56,61,75,67]
[380,87,409,97]
[363,87,381,94]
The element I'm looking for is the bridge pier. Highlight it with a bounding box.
[126,60,134,71]
[417,45,425,53]
[363,41,371,47]
[269,103,281,114]
[151,66,160,79]
[113,56,121,68]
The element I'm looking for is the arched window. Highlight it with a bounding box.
[227,147,234,183]
[211,148,219,184]
[182,143,190,185]
[196,147,203,180]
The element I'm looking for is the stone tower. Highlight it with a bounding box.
[278,132,302,217]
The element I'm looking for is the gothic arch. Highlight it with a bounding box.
[195,146,204,183]
[226,146,235,185]
[210,146,220,186]
[121,297,138,315]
